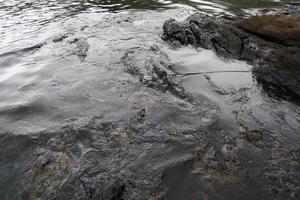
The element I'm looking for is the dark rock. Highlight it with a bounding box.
[239,127,263,143]
[162,19,190,46]
[254,46,300,102]
[122,46,193,101]
[163,12,272,60]
[103,180,125,200]
[162,7,300,103]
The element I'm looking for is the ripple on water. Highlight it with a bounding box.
[0,1,300,200]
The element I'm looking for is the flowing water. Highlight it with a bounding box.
[1,1,300,200]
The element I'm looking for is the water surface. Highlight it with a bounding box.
[0,1,300,200]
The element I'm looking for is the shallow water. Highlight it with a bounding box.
[0,0,297,131]
[0,0,300,200]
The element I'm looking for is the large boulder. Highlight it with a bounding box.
[238,15,300,47]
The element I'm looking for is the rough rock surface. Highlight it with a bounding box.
[162,6,300,103]
[238,15,300,47]
[122,45,193,101]
[1,7,300,200]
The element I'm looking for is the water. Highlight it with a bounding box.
[0,0,294,53]
[0,0,300,200]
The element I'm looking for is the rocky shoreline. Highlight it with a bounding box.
[163,6,300,104]
[1,5,300,200]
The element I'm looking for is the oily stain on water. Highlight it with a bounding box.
[0,1,300,200]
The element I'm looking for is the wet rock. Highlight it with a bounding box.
[0,133,36,200]
[19,151,73,200]
[239,126,263,143]
[264,145,300,200]
[162,6,300,103]
[162,19,190,46]
[133,108,146,122]
[238,15,300,47]
[122,46,193,101]
[70,38,89,60]
[52,34,68,43]
[253,46,300,102]
[15,100,213,200]
[163,13,253,60]
[189,140,245,185]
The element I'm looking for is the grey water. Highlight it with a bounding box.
[0,0,300,200]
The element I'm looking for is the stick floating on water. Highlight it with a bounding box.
[171,70,251,77]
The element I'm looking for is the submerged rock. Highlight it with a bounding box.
[162,6,300,103]
[122,46,193,101]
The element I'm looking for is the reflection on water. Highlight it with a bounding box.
[0,0,296,57]
[0,0,288,15]
[0,0,293,38]
[1,1,300,200]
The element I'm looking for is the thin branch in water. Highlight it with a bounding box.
[170,70,251,77]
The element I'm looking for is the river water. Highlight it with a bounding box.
[0,1,300,200]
